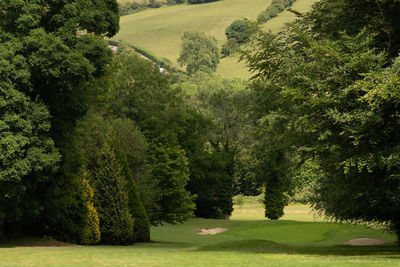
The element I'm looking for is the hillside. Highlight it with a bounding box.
[114,0,317,79]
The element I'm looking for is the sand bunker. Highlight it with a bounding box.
[343,238,392,246]
[198,228,227,235]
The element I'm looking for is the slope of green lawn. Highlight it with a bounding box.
[1,203,399,267]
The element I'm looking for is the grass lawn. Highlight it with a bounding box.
[1,202,399,266]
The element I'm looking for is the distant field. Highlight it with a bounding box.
[114,0,318,79]
[114,0,271,78]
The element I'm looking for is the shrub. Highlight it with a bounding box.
[81,176,101,245]
[233,194,245,206]
[257,0,296,23]
[222,19,258,56]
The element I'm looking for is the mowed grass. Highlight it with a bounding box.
[114,0,317,79]
[1,202,399,267]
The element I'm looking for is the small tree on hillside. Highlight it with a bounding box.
[178,31,220,75]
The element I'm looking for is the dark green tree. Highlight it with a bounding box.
[0,60,60,237]
[111,46,196,225]
[111,133,151,242]
[148,137,196,225]
[244,7,400,238]
[0,0,120,241]
[93,131,134,245]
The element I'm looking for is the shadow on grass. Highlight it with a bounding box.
[0,236,78,248]
[197,239,400,257]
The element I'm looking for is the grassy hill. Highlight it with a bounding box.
[114,0,317,79]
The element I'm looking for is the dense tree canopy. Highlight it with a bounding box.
[244,1,400,239]
[0,0,119,240]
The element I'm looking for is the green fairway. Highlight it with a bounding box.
[1,203,398,267]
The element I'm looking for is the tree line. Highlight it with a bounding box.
[1,0,400,246]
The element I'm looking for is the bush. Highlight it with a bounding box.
[233,194,245,206]
[257,0,296,23]
[222,19,258,56]
[81,176,101,245]
[221,39,239,57]
[119,2,148,16]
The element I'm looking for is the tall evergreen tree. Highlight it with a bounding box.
[94,131,134,245]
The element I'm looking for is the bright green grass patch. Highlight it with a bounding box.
[0,204,398,266]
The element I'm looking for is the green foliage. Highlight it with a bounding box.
[264,182,288,220]
[223,19,258,56]
[178,75,254,218]
[0,64,60,235]
[244,3,400,238]
[233,194,245,206]
[306,0,400,57]
[178,31,220,75]
[111,47,196,225]
[188,150,234,218]
[77,112,152,242]
[0,0,120,242]
[148,137,196,224]
[111,132,150,242]
[257,0,296,23]
[81,176,101,245]
[119,2,148,16]
[93,132,135,245]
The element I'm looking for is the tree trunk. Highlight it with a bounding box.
[5,221,21,238]
[0,223,4,240]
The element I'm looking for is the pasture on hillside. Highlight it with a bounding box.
[1,200,398,267]
[114,0,317,79]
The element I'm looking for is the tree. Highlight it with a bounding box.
[0,0,120,241]
[111,46,197,225]
[177,75,255,218]
[0,65,60,237]
[148,137,196,224]
[244,10,400,239]
[306,0,400,57]
[222,19,258,56]
[76,113,151,242]
[111,132,151,242]
[93,131,134,245]
[81,175,101,245]
[178,31,220,75]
